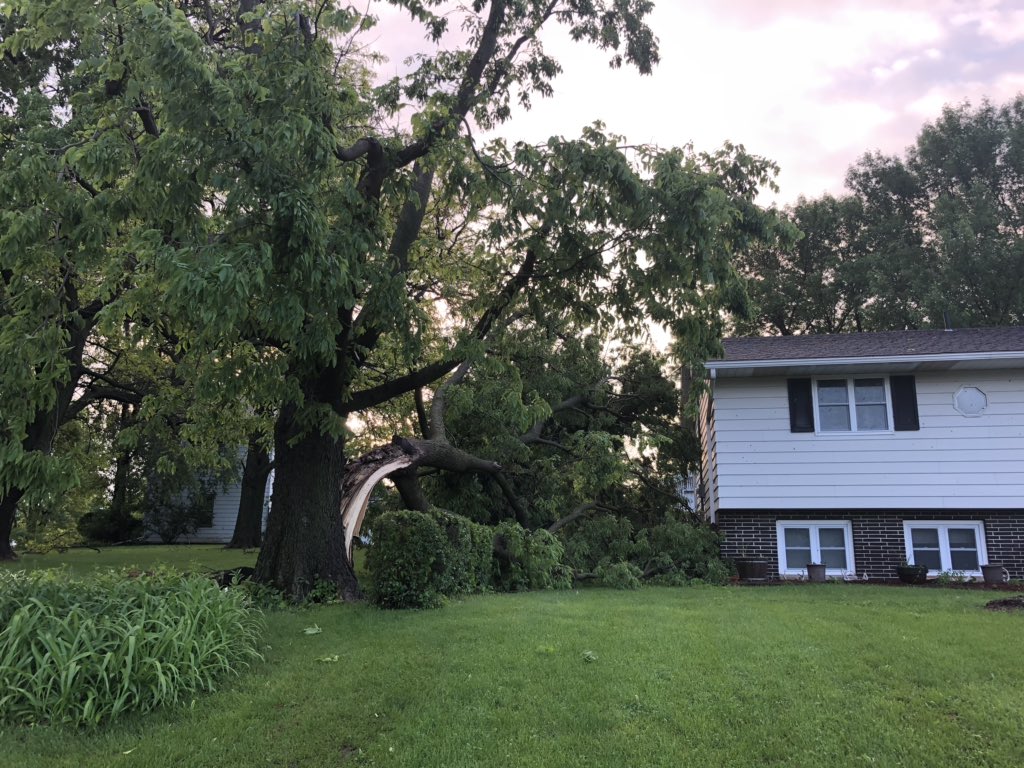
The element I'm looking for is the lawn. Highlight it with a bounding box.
[4,551,1023,767]
[0,545,258,574]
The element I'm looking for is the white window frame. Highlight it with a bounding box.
[776,520,855,578]
[902,521,987,577]
[811,376,895,435]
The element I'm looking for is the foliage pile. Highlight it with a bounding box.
[492,521,573,592]
[0,569,263,727]
[562,515,730,587]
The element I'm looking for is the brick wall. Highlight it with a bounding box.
[718,509,1024,580]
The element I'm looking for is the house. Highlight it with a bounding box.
[699,327,1024,580]
[144,466,273,544]
[177,471,273,544]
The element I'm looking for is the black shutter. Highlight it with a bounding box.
[890,375,920,431]
[787,378,815,432]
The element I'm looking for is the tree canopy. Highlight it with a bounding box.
[739,96,1024,336]
[0,0,786,596]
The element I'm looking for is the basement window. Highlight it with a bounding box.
[903,521,986,576]
[776,521,855,577]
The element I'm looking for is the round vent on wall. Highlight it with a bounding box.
[953,386,987,417]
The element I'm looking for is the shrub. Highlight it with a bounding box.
[76,506,143,545]
[640,519,725,581]
[142,476,216,544]
[366,510,449,609]
[429,508,494,595]
[368,513,570,607]
[0,568,263,728]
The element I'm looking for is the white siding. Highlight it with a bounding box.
[698,390,719,518]
[145,468,273,544]
[183,469,273,544]
[711,369,1024,511]
[181,483,243,544]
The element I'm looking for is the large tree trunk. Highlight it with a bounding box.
[254,406,359,601]
[227,436,272,549]
[0,489,23,560]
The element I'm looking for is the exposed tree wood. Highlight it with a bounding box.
[338,442,418,559]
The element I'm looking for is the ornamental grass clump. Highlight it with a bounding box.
[0,568,263,728]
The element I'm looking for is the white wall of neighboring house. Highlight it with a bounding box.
[698,390,719,516]
[705,368,1024,513]
[145,469,274,544]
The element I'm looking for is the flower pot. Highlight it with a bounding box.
[895,565,929,584]
[736,559,770,582]
[806,563,827,583]
[982,564,1010,586]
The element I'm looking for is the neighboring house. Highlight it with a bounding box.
[144,469,274,544]
[699,327,1024,580]
[182,470,274,544]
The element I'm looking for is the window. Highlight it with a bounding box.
[788,375,919,433]
[814,378,891,433]
[903,521,986,575]
[776,521,855,576]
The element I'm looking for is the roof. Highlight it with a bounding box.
[706,327,1024,378]
[720,327,1024,362]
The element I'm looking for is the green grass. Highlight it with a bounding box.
[0,545,258,575]
[4,580,1023,768]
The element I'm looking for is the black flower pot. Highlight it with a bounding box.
[896,565,929,584]
[982,564,1010,586]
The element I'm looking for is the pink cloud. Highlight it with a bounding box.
[362,1,1024,204]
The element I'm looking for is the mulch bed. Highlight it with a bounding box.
[737,578,1024,592]
[984,596,1024,612]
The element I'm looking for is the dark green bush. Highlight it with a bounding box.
[367,512,571,607]
[76,506,143,545]
[640,519,725,582]
[0,568,263,728]
[429,508,494,595]
[366,510,449,609]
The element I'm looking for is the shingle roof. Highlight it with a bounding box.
[719,327,1024,362]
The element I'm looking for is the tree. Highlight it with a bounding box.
[736,195,867,336]
[738,95,1024,336]
[0,13,148,557]
[2,1,786,596]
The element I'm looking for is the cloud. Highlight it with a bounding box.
[363,0,1024,204]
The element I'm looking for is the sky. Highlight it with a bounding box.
[369,0,1024,205]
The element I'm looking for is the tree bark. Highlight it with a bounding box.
[227,436,272,549]
[254,405,359,601]
[0,489,22,560]
[391,467,430,512]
